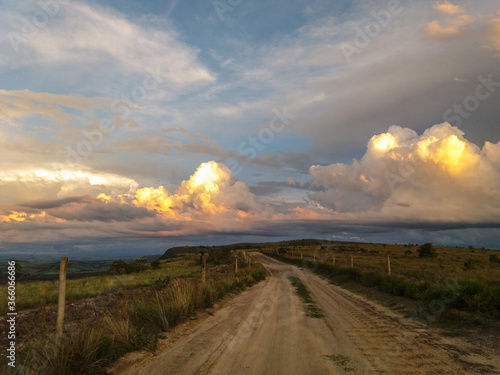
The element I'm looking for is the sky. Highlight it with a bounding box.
[0,0,499,258]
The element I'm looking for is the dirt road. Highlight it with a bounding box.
[112,253,499,375]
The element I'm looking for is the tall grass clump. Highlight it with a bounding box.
[19,328,118,375]
[447,279,500,317]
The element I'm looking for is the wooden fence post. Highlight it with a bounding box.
[235,258,238,274]
[350,255,354,267]
[332,254,335,265]
[202,255,206,284]
[387,254,391,275]
[56,257,68,344]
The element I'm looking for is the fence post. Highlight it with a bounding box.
[202,255,206,284]
[387,254,391,275]
[235,258,238,274]
[350,255,354,267]
[332,254,335,265]
[56,257,68,344]
[301,252,303,260]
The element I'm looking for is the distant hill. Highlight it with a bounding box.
[159,239,348,260]
[0,259,114,283]
[159,246,212,260]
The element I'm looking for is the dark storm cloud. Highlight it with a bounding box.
[49,204,155,222]
[20,196,91,209]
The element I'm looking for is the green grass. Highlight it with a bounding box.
[288,276,323,318]
[0,257,201,313]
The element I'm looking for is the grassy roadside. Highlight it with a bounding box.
[0,256,267,375]
[268,253,500,325]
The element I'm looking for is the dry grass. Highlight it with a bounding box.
[276,243,500,286]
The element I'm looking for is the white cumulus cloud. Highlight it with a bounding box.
[308,123,500,222]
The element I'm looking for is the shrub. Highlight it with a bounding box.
[278,247,287,254]
[152,275,171,290]
[489,254,500,263]
[381,277,409,296]
[454,279,500,317]
[251,268,267,282]
[125,262,143,274]
[360,271,384,288]
[462,258,481,271]
[108,259,128,274]
[151,260,161,269]
[417,243,437,258]
[207,248,232,265]
[347,267,361,281]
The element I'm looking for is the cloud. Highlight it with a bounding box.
[425,2,476,39]
[432,1,464,15]
[133,161,265,220]
[308,123,500,222]
[2,2,214,91]
[20,196,89,209]
[0,165,139,203]
[43,196,155,222]
[485,14,500,51]
[0,89,108,126]
[0,210,47,223]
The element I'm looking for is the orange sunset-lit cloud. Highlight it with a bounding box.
[485,14,500,51]
[133,161,263,219]
[426,1,474,39]
[433,1,464,15]
[0,211,46,223]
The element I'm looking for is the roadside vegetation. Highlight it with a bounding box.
[0,250,266,375]
[263,241,500,323]
[289,276,323,318]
